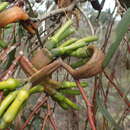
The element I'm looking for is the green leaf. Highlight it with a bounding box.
[103,8,130,68]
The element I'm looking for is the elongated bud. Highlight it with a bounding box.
[0,78,21,90]
[46,20,73,50]
[0,90,18,117]
[2,89,29,124]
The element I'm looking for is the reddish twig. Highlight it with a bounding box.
[117,107,129,125]
[0,43,20,62]
[75,80,96,130]
[42,112,50,130]
[48,116,58,130]
[42,103,58,130]
[48,103,58,130]
[103,71,130,107]
[0,91,4,103]
[104,70,115,104]
[91,76,100,127]
[92,77,99,105]
[2,55,22,80]
[21,97,48,130]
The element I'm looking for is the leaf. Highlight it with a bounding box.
[103,8,130,68]
[96,95,123,130]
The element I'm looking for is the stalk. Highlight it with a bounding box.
[27,84,81,109]
[26,81,88,94]
[47,79,88,89]
[26,84,79,110]
[0,40,8,48]
[46,20,73,50]
[59,38,77,48]
[0,2,9,12]
[0,90,18,117]
[51,36,98,57]
[43,85,80,110]
[28,81,88,95]
[59,89,80,95]
[0,78,21,90]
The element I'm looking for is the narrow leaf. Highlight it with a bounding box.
[103,8,130,68]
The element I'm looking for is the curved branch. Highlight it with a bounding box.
[39,0,78,23]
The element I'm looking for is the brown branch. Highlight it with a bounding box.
[61,46,104,79]
[29,60,62,84]
[39,0,78,23]
[19,53,37,76]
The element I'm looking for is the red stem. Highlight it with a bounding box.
[48,103,58,130]
[104,71,115,104]
[2,55,22,80]
[48,116,58,130]
[0,43,20,62]
[20,97,48,130]
[41,102,58,130]
[75,79,96,130]
[41,112,50,130]
[104,71,130,107]
[0,91,3,103]
[91,77,100,126]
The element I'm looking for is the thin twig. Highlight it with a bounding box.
[75,80,96,130]
[21,97,48,130]
[2,55,22,80]
[39,0,78,24]
[103,71,130,107]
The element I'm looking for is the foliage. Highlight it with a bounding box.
[0,0,130,130]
